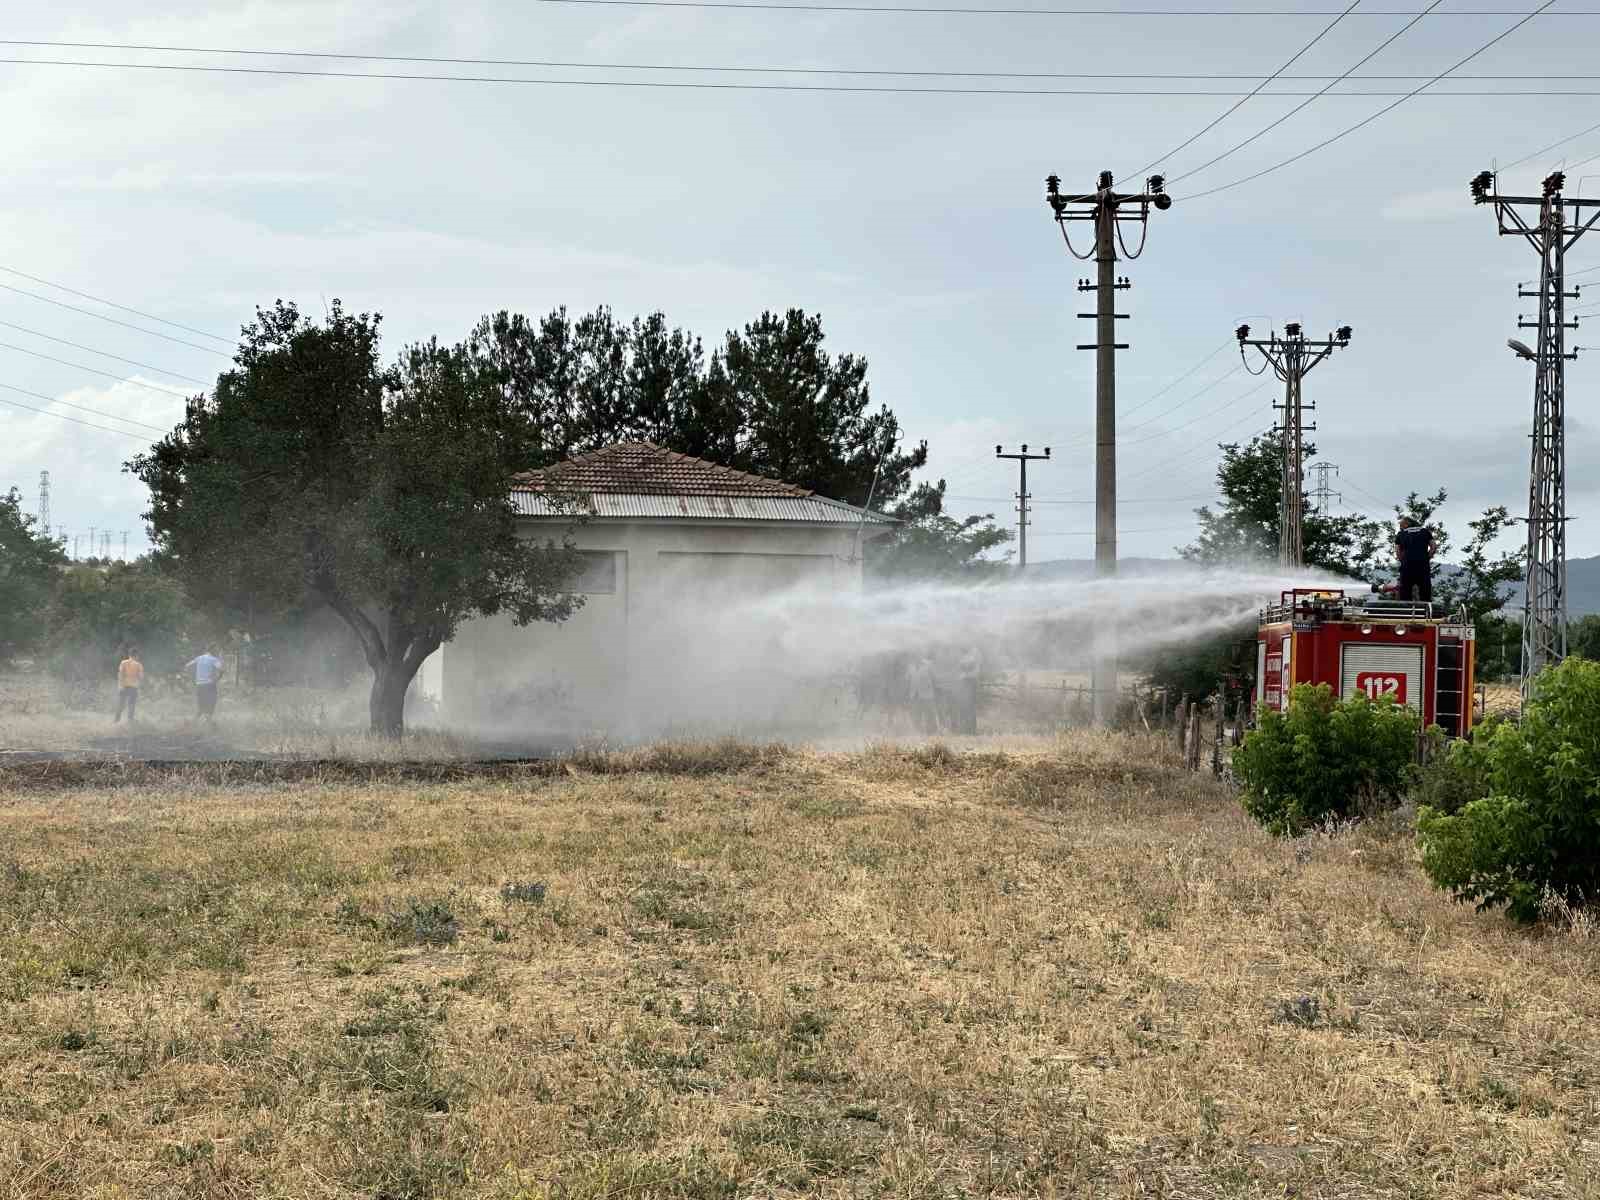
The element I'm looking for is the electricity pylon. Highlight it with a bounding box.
[1045,169,1172,723]
[1471,168,1600,698]
[1236,322,1353,568]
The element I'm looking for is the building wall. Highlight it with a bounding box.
[433,519,866,736]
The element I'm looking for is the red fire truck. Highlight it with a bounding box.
[1255,588,1477,737]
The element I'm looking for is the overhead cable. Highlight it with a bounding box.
[0,41,1595,80]
[4,55,1600,96]
[0,384,160,439]
[0,320,210,384]
[1127,0,1360,181]
[531,0,1586,15]
[1167,0,1442,185]
[0,341,193,397]
[0,264,232,343]
[0,282,230,355]
[1181,0,1558,202]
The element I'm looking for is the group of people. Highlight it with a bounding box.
[904,646,982,735]
[111,645,228,725]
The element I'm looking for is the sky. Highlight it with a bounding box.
[2,0,1599,564]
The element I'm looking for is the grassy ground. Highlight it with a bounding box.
[1,735,1595,1199]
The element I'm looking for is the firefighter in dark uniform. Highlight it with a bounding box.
[1395,516,1434,602]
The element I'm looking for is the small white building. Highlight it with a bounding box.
[422,442,894,737]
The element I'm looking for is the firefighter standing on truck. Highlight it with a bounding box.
[1395,516,1434,602]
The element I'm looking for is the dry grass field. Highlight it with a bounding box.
[1,734,1596,1199]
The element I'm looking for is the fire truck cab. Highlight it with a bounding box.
[1255,588,1476,736]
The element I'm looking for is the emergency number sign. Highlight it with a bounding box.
[1354,671,1407,704]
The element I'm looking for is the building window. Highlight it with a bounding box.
[569,550,618,594]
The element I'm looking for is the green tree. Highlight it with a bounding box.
[0,488,65,664]
[1418,657,1600,921]
[1571,613,1600,661]
[866,480,1012,584]
[129,301,584,735]
[1182,431,1384,578]
[47,558,196,686]
[714,309,926,508]
[466,306,927,509]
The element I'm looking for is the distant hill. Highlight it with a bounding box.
[1501,554,1600,617]
[1027,554,1600,615]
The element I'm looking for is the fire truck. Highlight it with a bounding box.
[1255,588,1476,737]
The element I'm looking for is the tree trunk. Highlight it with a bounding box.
[370,663,411,738]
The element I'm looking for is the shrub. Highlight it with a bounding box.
[1234,683,1419,835]
[1418,657,1600,922]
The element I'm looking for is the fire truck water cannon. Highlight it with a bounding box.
[1255,587,1477,736]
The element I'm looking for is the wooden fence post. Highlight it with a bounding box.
[1176,695,1190,755]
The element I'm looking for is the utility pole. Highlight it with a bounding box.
[1046,169,1171,723]
[1235,322,1353,567]
[1309,462,1341,515]
[121,531,129,561]
[72,534,80,560]
[100,531,110,560]
[995,443,1051,569]
[1471,169,1600,697]
[88,526,96,562]
[36,470,50,537]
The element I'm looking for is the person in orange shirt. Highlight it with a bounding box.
[114,647,144,724]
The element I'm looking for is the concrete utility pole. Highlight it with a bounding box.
[1310,462,1340,515]
[36,470,50,537]
[121,531,129,561]
[1471,169,1600,697]
[995,443,1051,569]
[1236,322,1353,567]
[1046,169,1171,723]
[87,526,96,561]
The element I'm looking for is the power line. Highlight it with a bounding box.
[1128,0,1359,181]
[0,320,210,384]
[1120,340,1232,419]
[5,55,1600,96]
[0,386,157,440]
[1030,524,1195,538]
[1118,366,1245,436]
[1501,119,1600,171]
[0,281,230,356]
[946,492,1214,504]
[0,341,192,397]
[0,265,232,344]
[1167,0,1443,186]
[532,0,1590,14]
[1120,380,1273,446]
[1181,1,1558,202]
[0,380,170,433]
[3,42,1598,80]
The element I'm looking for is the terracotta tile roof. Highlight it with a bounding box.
[512,442,813,498]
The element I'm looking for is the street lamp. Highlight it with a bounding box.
[1507,338,1537,362]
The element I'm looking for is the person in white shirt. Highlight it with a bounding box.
[184,646,226,722]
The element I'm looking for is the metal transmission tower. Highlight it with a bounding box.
[995,444,1051,569]
[1045,169,1171,723]
[1235,322,1353,567]
[1470,169,1600,694]
[1310,462,1341,515]
[36,470,49,536]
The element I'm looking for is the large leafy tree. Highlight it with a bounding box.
[1182,431,1383,577]
[465,306,928,509]
[129,301,584,735]
[867,480,1013,584]
[0,489,65,664]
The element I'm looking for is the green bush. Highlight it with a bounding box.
[1234,683,1420,835]
[1418,658,1600,922]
